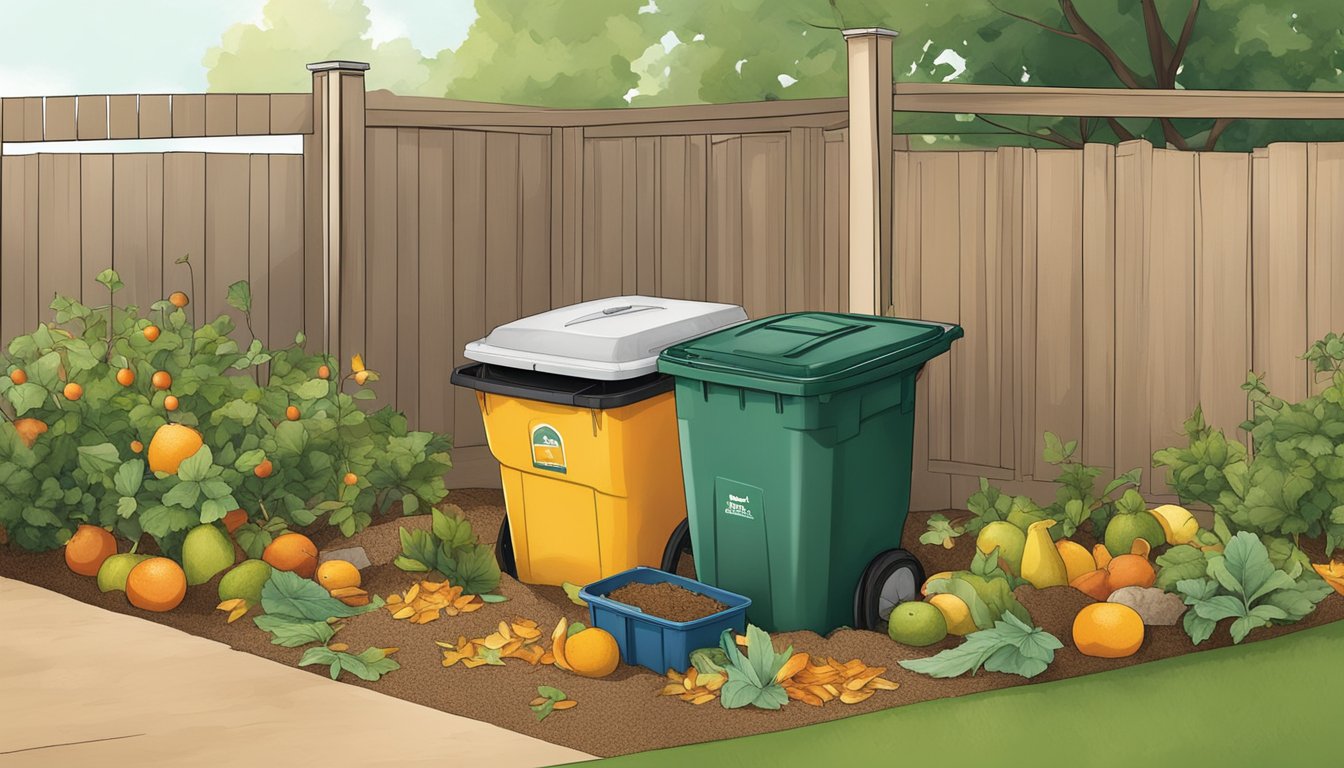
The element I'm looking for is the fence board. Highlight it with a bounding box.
[38,155,82,308]
[140,95,171,138]
[397,128,421,423]
[1262,143,1310,401]
[206,94,238,136]
[108,95,138,139]
[364,128,399,410]
[77,96,108,140]
[452,131,488,450]
[204,154,250,334]
[1307,143,1344,395]
[268,155,305,350]
[1195,152,1252,437]
[80,155,113,303]
[950,151,1001,469]
[635,137,659,295]
[1081,143,1116,471]
[44,97,76,141]
[519,133,551,316]
[248,155,271,358]
[162,153,207,306]
[741,135,786,317]
[418,129,454,436]
[112,155,155,309]
[706,136,742,305]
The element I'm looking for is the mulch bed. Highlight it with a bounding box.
[2,493,1341,758]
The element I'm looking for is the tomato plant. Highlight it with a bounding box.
[0,263,452,558]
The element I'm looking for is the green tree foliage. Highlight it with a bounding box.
[204,0,434,94]
[204,0,1344,150]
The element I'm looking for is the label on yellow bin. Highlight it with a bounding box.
[530,424,567,474]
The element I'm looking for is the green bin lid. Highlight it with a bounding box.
[657,312,962,396]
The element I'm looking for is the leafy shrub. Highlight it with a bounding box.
[930,432,1143,546]
[0,266,452,556]
[1175,532,1332,645]
[1154,333,1344,555]
[393,505,502,595]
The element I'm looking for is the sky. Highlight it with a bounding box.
[0,0,476,95]
[0,0,477,153]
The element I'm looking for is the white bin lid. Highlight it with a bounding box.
[464,295,748,380]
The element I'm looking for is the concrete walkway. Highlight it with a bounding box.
[0,577,593,767]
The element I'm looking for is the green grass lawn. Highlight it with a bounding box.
[594,619,1343,767]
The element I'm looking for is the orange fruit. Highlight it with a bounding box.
[1073,603,1144,658]
[143,325,161,342]
[1070,569,1112,601]
[222,509,248,534]
[65,524,117,576]
[9,369,26,385]
[126,557,187,612]
[254,458,273,478]
[164,395,179,412]
[564,627,621,678]
[147,423,204,474]
[263,533,318,578]
[151,371,172,390]
[354,370,370,386]
[286,405,300,421]
[317,365,331,379]
[63,382,83,401]
[116,368,135,386]
[130,440,144,453]
[316,559,361,591]
[13,417,48,448]
[169,291,190,308]
[343,472,358,486]
[1105,554,1156,590]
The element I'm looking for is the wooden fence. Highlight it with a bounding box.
[4,53,1344,507]
[897,141,1344,509]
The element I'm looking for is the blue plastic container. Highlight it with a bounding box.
[580,566,751,674]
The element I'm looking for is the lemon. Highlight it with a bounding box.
[927,594,977,636]
[1148,505,1199,545]
[887,601,948,647]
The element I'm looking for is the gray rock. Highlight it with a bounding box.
[1108,586,1187,626]
[318,546,371,570]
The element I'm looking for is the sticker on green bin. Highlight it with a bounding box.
[720,483,761,520]
[713,477,772,626]
[530,423,567,473]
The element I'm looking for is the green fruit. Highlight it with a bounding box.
[1104,512,1167,557]
[976,521,1027,573]
[96,553,152,592]
[887,601,948,647]
[182,524,236,586]
[219,559,273,605]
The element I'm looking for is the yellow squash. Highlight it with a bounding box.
[1020,520,1070,588]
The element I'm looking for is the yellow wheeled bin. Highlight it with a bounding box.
[449,296,746,586]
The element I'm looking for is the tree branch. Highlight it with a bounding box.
[1058,0,1149,89]
[976,115,1083,149]
[1107,118,1137,142]
[1140,0,1175,87]
[1203,117,1235,151]
[1159,117,1190,151]
[1168,0,1202,84]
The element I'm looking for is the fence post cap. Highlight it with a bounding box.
[306,60,371,73]
[841,27,899,39]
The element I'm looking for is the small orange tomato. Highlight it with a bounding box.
[116,368,135,387]
[286,405,300,421]
[151,371,172,390]
[343,472,358,486]
[169,291,190,308]
[143,325,161,342]
[163,395,179,412]
[63,382,83,401]
[254,459,273,479]
[130,440,144,453]
[9,369,26,385]
[317,365,331,380]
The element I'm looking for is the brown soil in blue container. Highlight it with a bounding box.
[605,581,728,622]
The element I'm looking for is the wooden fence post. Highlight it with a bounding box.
[306,60,368,364]
[843,28,897,316]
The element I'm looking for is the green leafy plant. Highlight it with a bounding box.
[299,645,400,682]
[394,505,502,595]
[253,569,382,647]
[937,432,1143,547]
[1176,532,1333,645]
[898,613,1063,679]
[0,268,452,556]
[718,624,793,710]
[1155,335,1344,555]
[922,548,1030,632]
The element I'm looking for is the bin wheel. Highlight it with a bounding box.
[660,519,693,574]
[853,549,924,631]
[495,516,518,579]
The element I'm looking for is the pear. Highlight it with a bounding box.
[975,521,1027,574]
[219,559,273,605]
[1021,520,1070,588]
[1104,511,1166,557]
[97,553,152,592]
[182,524,236,586]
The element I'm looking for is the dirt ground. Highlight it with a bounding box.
[2,492,1341,758]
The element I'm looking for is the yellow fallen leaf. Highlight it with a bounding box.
[329,643,349,652]
[551,700,577,710]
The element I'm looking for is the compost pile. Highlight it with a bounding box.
[4,492,1342,759]
[606,581,728,622]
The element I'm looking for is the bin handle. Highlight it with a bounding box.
[730,321,869,362]
[564,304,662,326]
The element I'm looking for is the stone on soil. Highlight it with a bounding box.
[1108,586,1187,626]
[319,546,371,570]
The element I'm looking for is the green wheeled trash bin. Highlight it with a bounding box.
[657,312,963,634]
